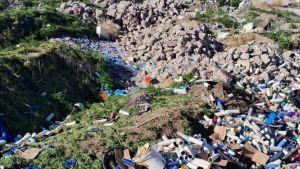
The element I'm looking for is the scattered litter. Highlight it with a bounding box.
[21,148,41,160]
[46,113,55,122]
[144,75,153,84]
[64,159,76,167]
[64,121,77,126]
[93,118,107,124]
[139,103,151,112]
[74,103,84,110]
[25,166,44,169]
[119,110,130,116]
[40,91,47,97]
[104,122,114,127]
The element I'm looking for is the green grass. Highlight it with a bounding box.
[0,85,203,168]
[265,32,292,50]
[193,10,238,29]
[0,43,114,134]
[229,0,240,7]
[0,8,96,48]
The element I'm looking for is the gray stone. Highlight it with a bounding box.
[243,22,254,32]
[260,54,271,64]
[252,56,263,66]
[241,53,250,60]
[239,45,249,53]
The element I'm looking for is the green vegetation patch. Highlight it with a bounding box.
[0,8,95,47]
[0,43,113,134]
[265,32,293,50]
[194,10,238,29]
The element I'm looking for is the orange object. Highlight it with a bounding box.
[144,75,152,84]
[98,91,108,100]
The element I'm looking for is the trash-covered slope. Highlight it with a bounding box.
[0,86,206,168]
[0,43,113,134]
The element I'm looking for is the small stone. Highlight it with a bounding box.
[282,51,295,60]
[217,32,230,40]
[240,53,250,60]
[237,60,250,71]
[243,23,254,32]
[239,45,249,53]
[260,54,271,64]
[214,69,233,82]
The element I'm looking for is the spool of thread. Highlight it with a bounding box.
[119,110,130,116]
[269,146,283,152]
[158,139,176,147]
[208,154,220,163]
[177,132,204,147]
[183,145,194,158]
[282,145,300,160]
[269,152,284,162]
[36,130,48,138]
[277,139,287,147]
[0,140,7,146]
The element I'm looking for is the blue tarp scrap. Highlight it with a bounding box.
[3,146,17,156]
[25,166,44,169]
[264,112,277,124]
[22,112,34,117]
[64,159,76,167]
[114,89,126,95]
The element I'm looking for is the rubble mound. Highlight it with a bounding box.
[125,91,152,108]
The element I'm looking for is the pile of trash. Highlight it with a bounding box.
[105,70,300,168]
[115,107,300,168]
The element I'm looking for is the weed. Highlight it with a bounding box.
[217,15,238,28]
[170,82,185,88]
[199,106,215,117]
[266,32,292,50]
[216,0,225,6]
[229,0,240,7]
[194,10,214,22]
[194,10,238,29]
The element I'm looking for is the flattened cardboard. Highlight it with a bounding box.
[229,144,242,150]
[159,79,174,88]
[214,160,228,167]
[243,142,257,158]
[252,151,269,165]
[209,126,227,141]
[123,149,134,169]
[191,158,211,169]
[21,148,41,160]
[243,142,269,164]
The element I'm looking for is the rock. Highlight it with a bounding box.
[237,60,250,71]
[282,51,295,59]
[239,45,249,53]
[214,69,233,82]
[217,32,230,40]
[95,9,104,19]
[240,53,250,60]
[252,56,263,66]
[243,23,254,32]
[257,72,269,81]
[260,54,271,64]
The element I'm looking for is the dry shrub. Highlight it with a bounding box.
[251,0,269,10]
[101,21,119,35]
[270,0,284,7]
[224,33,274,47]
[224,33,255,47]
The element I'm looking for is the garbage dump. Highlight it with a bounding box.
[103,74,300,169]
